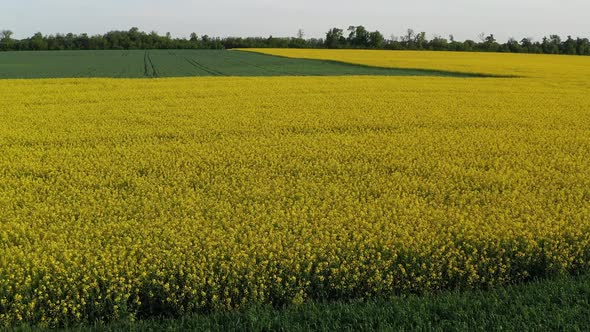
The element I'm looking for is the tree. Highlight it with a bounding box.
[576,37,590,55]
[402,28,416,48]
[520,37,532,50]
[1,30,13,40]
[562,35,576,55]
[478,33,486,42]
[345,26,370,47]
[128,27,142,48]
[415,31,427,49]
[74,33,90,50]
[429,35,448,50]
[2,26,590,56]
[448,34,463,51]
[288,29,307,48]
[346,26,356,44]
[325,28,344,48]
[368,31,384,48]
[463,39,476,51]
[506,38,521,53]
[297,29,305,39]
[31,32,48,50]
[0,30,14,50]
[482,34,499,52]
[542,35,560,54]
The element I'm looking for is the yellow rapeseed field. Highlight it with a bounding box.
[1,51,590,327]
[246,48,590,81]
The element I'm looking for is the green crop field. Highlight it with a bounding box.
[0,49,484,79]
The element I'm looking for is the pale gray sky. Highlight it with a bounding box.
[2,0,589,42]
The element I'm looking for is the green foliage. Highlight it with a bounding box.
[1,27,589,55]
[368,31,385,48]
[0,30,14,51]
[11,274,590,331]
[325,28,344,49]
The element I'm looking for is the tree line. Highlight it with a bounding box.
[1,26,589,56]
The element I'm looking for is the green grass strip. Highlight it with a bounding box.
[11,274,590,331]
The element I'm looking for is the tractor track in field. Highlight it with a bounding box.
[144,50,158,78]
[184,57,226,76]
[147,51,159,77]
[143,51,149,77]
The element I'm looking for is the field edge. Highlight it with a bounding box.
[236,49,520,78]
[10,273,590,331]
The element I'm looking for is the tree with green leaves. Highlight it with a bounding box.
[562,36,577,55]
[402,28,416,48]
[347,26,370,47]
[325,28,344,48]
[0,30,14,51]
[0,26,589,56]
[368,31,384,48]
[576,37,590,55]
[31,32,48,50]
[415,31,427,49]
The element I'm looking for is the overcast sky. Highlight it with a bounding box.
[2,0,589,42]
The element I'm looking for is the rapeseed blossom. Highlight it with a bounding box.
[1,51,590,327]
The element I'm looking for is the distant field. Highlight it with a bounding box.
[0,50,487,79]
